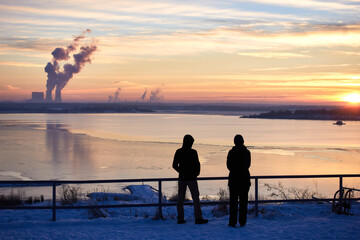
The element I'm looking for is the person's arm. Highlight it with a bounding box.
[194,150,200,177]
[226,150,233,171]
[246,150,251,169]
[172,150,181,173]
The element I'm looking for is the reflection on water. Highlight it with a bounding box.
[45,122,94,179]
[46,123,69,164]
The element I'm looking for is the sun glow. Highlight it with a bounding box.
[342,93,360,103]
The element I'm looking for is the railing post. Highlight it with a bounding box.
[339,176,343,213]
[52,182,56,221]
[158,180,163,219]
[255,177,259,217]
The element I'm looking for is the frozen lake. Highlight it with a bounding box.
[0,113,359,198]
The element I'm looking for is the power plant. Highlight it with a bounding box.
[44,29,96,102]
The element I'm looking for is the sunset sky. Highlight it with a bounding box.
[0,0,360,104]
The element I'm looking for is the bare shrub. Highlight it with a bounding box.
[212,188,229,217]
[248,192,267,202]
[217,188,229,201]
[201,195,214,201]
[265,182,323,200]
[168,192,190,202]
[25,196,33,204]
[58,184,82,205]
[0,189,24,206]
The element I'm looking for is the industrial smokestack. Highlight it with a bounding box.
[46,89,52,101]
[44,29,96,102]
[55,87,61,102]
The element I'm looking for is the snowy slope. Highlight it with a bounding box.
[1,185,359,239]
[1,202,359,240]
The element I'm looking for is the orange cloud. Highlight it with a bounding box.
[6,85,20,90]
[0,61,43,68]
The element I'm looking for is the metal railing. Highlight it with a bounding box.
[1,174,360,221]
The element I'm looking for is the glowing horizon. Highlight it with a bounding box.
[0,0,360,105]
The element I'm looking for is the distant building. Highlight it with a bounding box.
[31,92,44,102]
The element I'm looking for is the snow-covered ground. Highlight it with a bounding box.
[1,203,360,239]
[1,185,360,240]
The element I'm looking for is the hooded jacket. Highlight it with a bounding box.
[227,145,251,187]
[172,135,200,180]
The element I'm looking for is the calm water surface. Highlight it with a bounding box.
[0,113,359,197]
[1,113,359,147]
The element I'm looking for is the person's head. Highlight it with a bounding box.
[234,134,244,146]
[182,134,194,148]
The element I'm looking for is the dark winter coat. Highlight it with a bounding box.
[227,145,251,187]
[172,137,200,180]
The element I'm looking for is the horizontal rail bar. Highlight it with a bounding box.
[1,174,359,185]
[251,198,360,204]
[250,174,360,179]
[0,206,53,210]
[343,187,360,191]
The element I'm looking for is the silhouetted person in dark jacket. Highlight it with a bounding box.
[172,134,208,224]
[227,134,251,227]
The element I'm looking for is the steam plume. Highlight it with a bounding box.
[108,88,122,103]
[45,29,96,102]
[149,88,163,102]
[114,88,121,102]
[140,88,147,101]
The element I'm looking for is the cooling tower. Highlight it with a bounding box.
[54,88,61,102]
[46,90,53,102]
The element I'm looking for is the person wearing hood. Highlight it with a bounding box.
[227,134,251,227]
[172,134,208,224]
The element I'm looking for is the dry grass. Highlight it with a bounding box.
[265,182,324,200]
[0,189,24,206]
[58,184,83,205]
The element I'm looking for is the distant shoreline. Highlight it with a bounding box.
[242,108,360,121]
[0,102,352,118]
